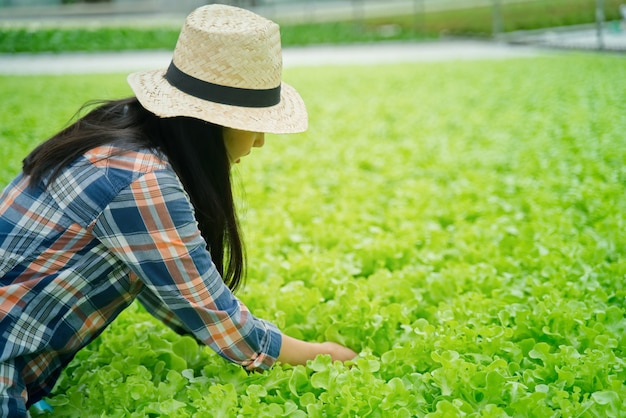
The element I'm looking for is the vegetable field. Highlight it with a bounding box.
[1,52,625,417]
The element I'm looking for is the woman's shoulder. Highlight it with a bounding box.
[84,145,170,174]
[46,145,177,227]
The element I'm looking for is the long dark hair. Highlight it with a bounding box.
[22,97,245,292]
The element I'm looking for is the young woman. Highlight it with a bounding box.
[0,5,356,416]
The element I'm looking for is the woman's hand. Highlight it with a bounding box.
[318,341,359,362]
[277,334,358,366]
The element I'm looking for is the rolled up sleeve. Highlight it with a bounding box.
[92,169,281,371]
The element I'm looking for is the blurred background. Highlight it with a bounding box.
[0,1,625,52]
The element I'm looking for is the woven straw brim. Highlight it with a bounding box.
[128,68,308,134]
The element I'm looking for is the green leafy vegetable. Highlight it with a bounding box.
[2,53,624,417]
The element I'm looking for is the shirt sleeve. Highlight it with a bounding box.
[91,168,282,371]
[136,282,194,337]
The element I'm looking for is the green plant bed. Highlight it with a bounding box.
[279,20,434,46]
[378,0,624,35]
[1,53,625,417]
[0,0,623,53]
[0,26,181,53]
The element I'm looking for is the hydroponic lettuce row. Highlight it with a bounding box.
[0,54,623,417]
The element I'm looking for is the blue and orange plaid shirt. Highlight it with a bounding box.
[0,145,281,416]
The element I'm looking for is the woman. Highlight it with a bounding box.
[0,5,356,416]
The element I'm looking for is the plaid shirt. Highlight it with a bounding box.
[0,145,281,416]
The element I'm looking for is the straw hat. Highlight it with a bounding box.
[127,4,307,134]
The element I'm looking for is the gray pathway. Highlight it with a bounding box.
[0,40,545,76]
[510,26,626,51]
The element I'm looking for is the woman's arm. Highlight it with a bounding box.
[278,334,357,365]
[93,169,281,371]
